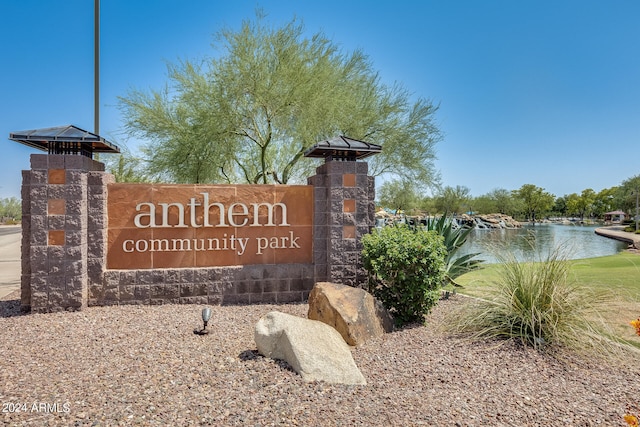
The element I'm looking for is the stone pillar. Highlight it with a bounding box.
[87,171,114,302]
[309,160,375,287]
[22,154,107,312]
[20,171,33,311]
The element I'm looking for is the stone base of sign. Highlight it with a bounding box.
[93,264,314,306]
[21,154,375,312]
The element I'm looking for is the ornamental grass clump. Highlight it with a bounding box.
[361,224,446,327]
[451,245,617,353]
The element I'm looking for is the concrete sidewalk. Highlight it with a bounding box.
[594,225,640,249]
[0,225,21,299]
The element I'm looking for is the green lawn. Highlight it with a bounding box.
[455,251,640,344]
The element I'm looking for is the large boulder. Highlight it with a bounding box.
[307,282,393,346]
[254,311,366,385]
[477,213,521,229]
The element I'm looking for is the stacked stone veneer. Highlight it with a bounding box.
[96,264,315,307]
[21,154,374,312]
[308,161,375,287]
[21,154,109,312]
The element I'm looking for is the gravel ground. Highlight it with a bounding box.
[1,291,639,427]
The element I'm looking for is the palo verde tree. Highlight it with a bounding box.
[101,145,153,183]
[434,185,471,215]
[119,12,442,186]
[377,179,422,212]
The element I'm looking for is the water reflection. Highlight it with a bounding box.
[456,224,627,263]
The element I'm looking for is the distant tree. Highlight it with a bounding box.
[471,194,496,215]
[577,189,596,220]
[474,188,520,216]
[489,188,517,215]
[565,193,580,217]
[508,197,526,220]
[418,196,437,215]
[435,185,471,215]
[592,187,617,218]
[119,13,442,186]
[552,195,568,217]
[377,179,420,212]
[513,184,555,223]
[617,175,640,229]
[565,190,595,221]
[0,197,21,221]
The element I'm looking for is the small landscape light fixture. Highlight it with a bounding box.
[194,307,212,335]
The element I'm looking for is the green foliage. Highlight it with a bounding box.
[361,225,446,326]
[101,146,154,183]
[565,189,596,220]
[592,187,617,218]
[451,246,619,353]
[0,197,21,222]
[470,194,497,215]
[417,196,437,214]
[434,185,471,215]
[471,188,523,218]
[377,179,421,212]
[513,184,555,223]
[616,174,640,214]
[119,12,442,186]
[424,215,483,285]
[552,195,568,217]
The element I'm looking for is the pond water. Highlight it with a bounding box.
[456,224,628,264]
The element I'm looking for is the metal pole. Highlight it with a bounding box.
[94,0,100,135]
[636,188,640,233]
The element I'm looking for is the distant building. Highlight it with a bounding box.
[603,210,627,224]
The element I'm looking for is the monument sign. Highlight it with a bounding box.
[107,184,313,269]
[14,128,378,312]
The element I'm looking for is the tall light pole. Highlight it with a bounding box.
[94,0,100,135]
[636,187,640,233]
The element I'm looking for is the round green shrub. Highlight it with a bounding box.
[361,225,446,326]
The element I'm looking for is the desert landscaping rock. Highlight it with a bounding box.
[255,311,366,385]
[307,281,393,346]
[1,291,639,426]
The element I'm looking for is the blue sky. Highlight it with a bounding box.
[1,0,639,200]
